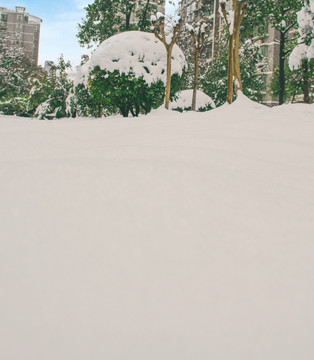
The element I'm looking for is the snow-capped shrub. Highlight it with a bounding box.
[74,31,186,86]
[73,31,186,117]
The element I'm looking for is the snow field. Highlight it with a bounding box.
[0,101,314,360]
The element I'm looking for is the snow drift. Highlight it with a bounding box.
[1,100,314,360]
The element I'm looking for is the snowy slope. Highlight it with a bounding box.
[1,100,314,360]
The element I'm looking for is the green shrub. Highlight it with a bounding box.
[87,67,165,117]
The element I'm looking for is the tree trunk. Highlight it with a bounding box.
[165,47,172,110]
[279,31,285,105]
[126,12,131,30]
[302,58,310,103]
[222,0,247,104]
[233,6,243,94]
[226,33,234,104]
[192,49,199,111]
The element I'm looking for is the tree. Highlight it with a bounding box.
[219,0,249,104]
[0,31,27,99]
[151,13,182,109]
[77,0,159,47]
[270,61,314,103]
[186,21,207,111]
[289,0,314,103]
[201,36,264,106]
[33,56,73,119]
[263,0,303,104]
[0,31,46,116]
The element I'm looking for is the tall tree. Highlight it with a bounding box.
[0,31,26,99]
[289,0,314,103]
[186,22,207,111]
[0,31,43,101]
[264,0,303,104]
[151,13,182,109]
[219,0,249,104]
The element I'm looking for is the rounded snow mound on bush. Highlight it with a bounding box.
[75,31,186,85]
[170,89,216,111]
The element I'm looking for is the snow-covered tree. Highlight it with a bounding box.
[186,21,207,111]
[151,12,182,109]
[0,31,46,116]
[0,31,27,99]
[33,56,73,119]
[289,0,314,103]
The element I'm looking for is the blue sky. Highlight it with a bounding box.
[0,0,178,67]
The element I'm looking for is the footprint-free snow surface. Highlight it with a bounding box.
[1,98,314,360]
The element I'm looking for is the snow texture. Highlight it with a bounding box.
[1,98,314,360]
[74,31,186,86]
[170,89,216,110]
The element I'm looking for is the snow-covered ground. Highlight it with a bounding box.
[1,98,314,359]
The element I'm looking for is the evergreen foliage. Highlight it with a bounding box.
[77,0,159,47]
[86,67,165,117]
[32,56,74,119]
[270,60,314,103]
[200,38,264,106]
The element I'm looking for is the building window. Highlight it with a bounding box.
[260,45,268,57]
[203,0,215,16]
[262,74,268,91]
[17,15,23,21]
[16,23,22,30]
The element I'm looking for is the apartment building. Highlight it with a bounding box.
[179,0,298,105]
[0,6,42,65]
[180,0,222,59]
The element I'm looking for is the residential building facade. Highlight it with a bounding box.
[0,6,42,65]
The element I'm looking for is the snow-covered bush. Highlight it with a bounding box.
[170,90,216,112]
[75,31,185,86]
[74,31,186,116]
